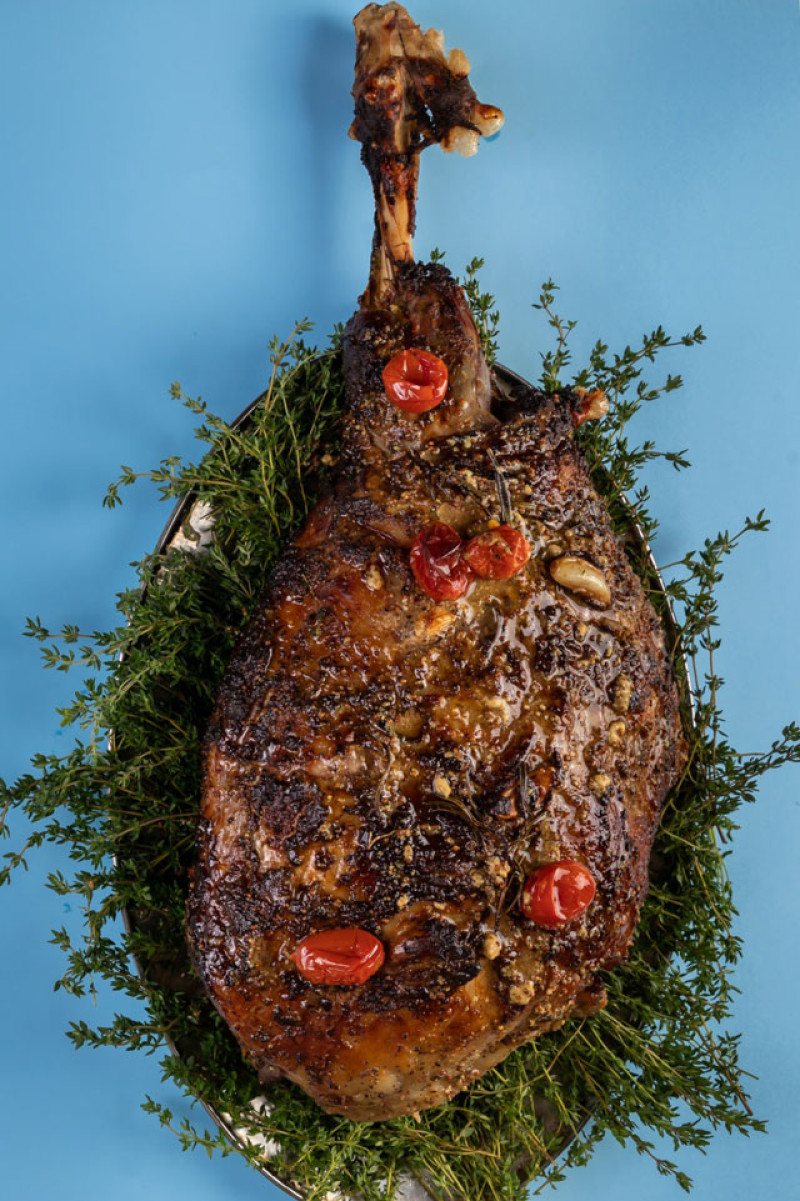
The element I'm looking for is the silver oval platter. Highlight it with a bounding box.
[121,361,693,1201]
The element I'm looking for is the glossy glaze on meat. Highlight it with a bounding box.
[186,3,686,1122]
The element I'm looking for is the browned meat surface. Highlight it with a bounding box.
[186,3,686,1123]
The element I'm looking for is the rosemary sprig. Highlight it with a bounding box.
[487,449,513,525]
[1,264,797,1201]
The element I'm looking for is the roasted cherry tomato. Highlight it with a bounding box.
[464,524,531,579]
[291,927,385,986]
[520,861,596,927]
[410,522,473,600]
[382,348,449,414]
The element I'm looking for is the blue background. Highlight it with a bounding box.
[1,2,799,1198]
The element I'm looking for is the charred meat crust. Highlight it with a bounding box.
[187,344,685,1120]
[340,262,494,463]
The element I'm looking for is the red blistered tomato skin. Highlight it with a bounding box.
[410,522,474,601]
[291,928,385,986]
[520,861,596,928]
[382,349,449,414]
[464,525,531,580]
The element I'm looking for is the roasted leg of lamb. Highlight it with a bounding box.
[187,2,686,1123]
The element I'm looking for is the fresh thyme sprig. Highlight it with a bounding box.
[461,256,501,366]
[1,263,797,1201]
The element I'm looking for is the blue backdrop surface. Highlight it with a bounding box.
[1,2,799,1199]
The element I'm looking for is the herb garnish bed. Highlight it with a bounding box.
[2,263,798,1201]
